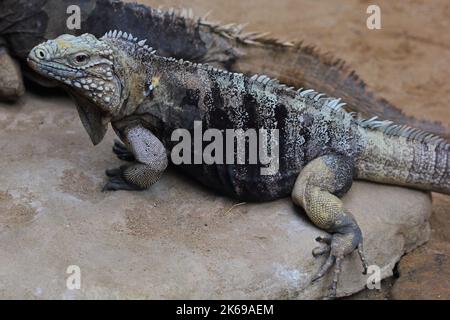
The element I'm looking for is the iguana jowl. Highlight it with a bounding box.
[28,32,450,298]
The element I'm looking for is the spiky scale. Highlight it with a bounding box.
[299,89,314,97]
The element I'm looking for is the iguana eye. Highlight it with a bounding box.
[35,48,46,59]
[73,53,89,64]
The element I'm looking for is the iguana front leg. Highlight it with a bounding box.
[291,154,368,299]
[103,125,168,191]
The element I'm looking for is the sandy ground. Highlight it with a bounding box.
[129,0,450,298]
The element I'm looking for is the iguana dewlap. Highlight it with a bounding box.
[27,32,450,298]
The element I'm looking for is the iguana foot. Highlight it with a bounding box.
[112,139,135,161]
[310,229,367,299]
[102,165,143,191]
[292,154,369,299]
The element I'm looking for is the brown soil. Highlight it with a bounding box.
[0,190,37,232]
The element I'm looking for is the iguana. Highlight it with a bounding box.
[1,0,448,139]
[27,32,450,298]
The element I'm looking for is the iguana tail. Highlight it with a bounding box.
[355,122,450,194]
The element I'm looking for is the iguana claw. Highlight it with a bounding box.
[312,235,331,257]
[112,139,135,162]
[103,165,143,191]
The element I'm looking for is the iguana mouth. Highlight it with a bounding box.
[26,56,42,72]
[27,57,83,81]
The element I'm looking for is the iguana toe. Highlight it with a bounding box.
[103,166,143,191]
[311,251,342,299]
[112,139,135,162]
[105,167,122,177]
[312,244,331,257]
[357,242,369,274]
[315,235,332,244]
[311,255,335,283]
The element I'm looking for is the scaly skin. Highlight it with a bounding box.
[27,32,450,298]
[1,0,448,138]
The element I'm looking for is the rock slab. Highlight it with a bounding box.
[391,193,450,300]
[0,47,24,101]
[0,94,431,299]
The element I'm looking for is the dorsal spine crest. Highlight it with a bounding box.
[102,30,449,150]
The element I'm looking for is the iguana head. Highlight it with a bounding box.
[27,33,124,145]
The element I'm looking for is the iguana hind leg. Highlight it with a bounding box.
[103,126,168,191]
[291,154,368,299]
